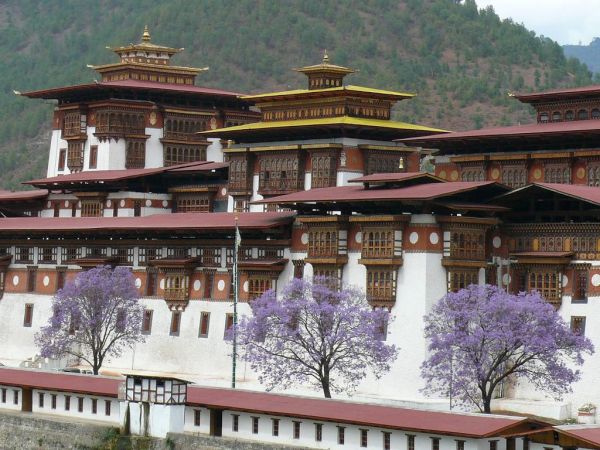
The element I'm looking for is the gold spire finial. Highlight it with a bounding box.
[142,25,151,42]
[323,49,329,65]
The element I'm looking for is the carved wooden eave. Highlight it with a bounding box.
[238,259,288,273]
[305,255,349,265]
[441,259,488,268]
[436,216,500,227]
[149,257,201,270]
[74,256,118,268]
[297,215,349,226]
[358,257,403,267]
[509,251,574,266]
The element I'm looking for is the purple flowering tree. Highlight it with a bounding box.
[35,266,145,375]
[421,284,594,413]
[234,277,398,398]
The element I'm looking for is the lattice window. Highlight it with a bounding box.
[572,269,588,302]
[166,247,190,259]
[258,155,303,193]
[175,194,211,212]
[86,246,107,257]
[308,228,338,257]
[81,200,103,217]
[15,247,33,264]
[366,268,396,304]
[501,165,527,188]
[95,110,145,136]
[528,270,561,306]
[164,145,206,166]
[201,248,221,266]
[164,272,189,302]
[228,157,250,192]
[448,269,479,292]
[544,164,570,184]
[139,247,162,266]
[460,166,485,182]
[257,247,284,259]
[89,145,98,169]
[233,197,249,213]
[67,141,84,171]
[112,247,134,265]
[164,116,207,140]
[362,229,395,259]
[449,230,485,260]
[248,276,272,300]
[58,149,67,171]
[38,247,57,264]
[63,112,85,137]
[311,154,337,188]
[61,247,82,262]
[365,151,405,175]
[126,140,146,168]
[312,265,342,287]
[588,163,600,186]
[571,316,586,336]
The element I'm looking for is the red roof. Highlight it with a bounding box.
[556,426,600,448]
[256,182,504,205]
[348,172,443,184]
[0,212,295,234]
[513,85,600,103]
[25,161,229,187]
[401,120,600,147]
[0,367,121,397]
[497,183,600,207]
[186,386,537,438]
[21,80,245,99]
[0,189,48,201]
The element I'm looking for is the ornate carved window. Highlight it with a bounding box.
[572,269,588,302]
[81,200,103,217]
[89,145,98,169]
[163,116,207,141]
[233,197,249,213]
[571,316,586,336]
[528,270,560,306]
[126,140,146,168]
[447,269,479,292]
[164,145,206,166]
[257,247,284,260]
[308,228,338,257]
[38,247,57,264]
[248,276,272,300]
[174,193,211,212]
[58,149,67,171]
[15,247,33,264]
[449,229,485,260]
[95,109,145,138]
[167,247,190,258]
[112,247,134,265]
[366,268,396,305]
[501,164,527,188]
[543,163,570,184]
[164,271,190,303]
[258,155,303,194]
[460,165,485,182]
[365,151,405,175]
[578,109,589,120]
[588,163,600,186]
[67,141,84,172]
[565,110,575,121]
[311,153,337,188]
[312,265,342,287]
[61,247,82,263]
[63,112,85,138]
[362,229,395,259]
[228,157,251,193]
[201,248,221,266]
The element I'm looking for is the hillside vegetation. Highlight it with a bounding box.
[564,38,600,74]
[0,0,593,189]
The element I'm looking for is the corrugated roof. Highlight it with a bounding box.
[0,212,295,233]
[255,182,502,205]
[348,172,444,184]
[0,189,48,201]
[186,386,536,438]
[0,367,122,397]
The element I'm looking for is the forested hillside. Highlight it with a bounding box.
[564,38,600,74]
[0,0,594,189]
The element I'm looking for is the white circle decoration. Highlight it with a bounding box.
[159,279,165,290]
[492,236,502,249]
[135,278,142,289]
[355,232,362,244]
[64,200,70,208]
[217,280,225,291]
[592,274,600,287]
[221,188,227,196]
[301,233,309,245]
[106,200,112,208]
[562,275,568,288]
[43,276,50,287]
[162,200,169,208]
[145,199,152,207]
[409,231,419,245]
[193,280,201,291]
[12,275,19,286]
[429,232,439,245]
[119,199,126,208]
[243,280,249,293]
[502,273,511,286]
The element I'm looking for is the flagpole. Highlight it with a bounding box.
[232,213,240,388]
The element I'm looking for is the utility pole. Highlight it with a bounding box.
[232,214,240,388]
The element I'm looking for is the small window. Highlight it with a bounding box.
[142,310,153,335]
[539,112,549,123]
[272,418,279,436]
[571,316,586,336]
[65,395,70,411]
[572,270,588,302]
[23,304,34,327]
[57,270,66,291]
[194,409,201,426]
[113,201,118,217]
[27,268,36,293]
[91,398,97,414]
[199,312,210,338]
[432,437,440,450]
[105,400,111,416]
[170,311,181,336]
[360,429,368,447]
[578,109,589,120]
[293,421,301,439]
[78,397,84,413]
[565,110,575,121]
[58,149,67,171]
[315,423,323,442]
[1,388,6,403]
[224,313,234,339]
[552,111,562,121]
[13,390,18,405]
[252,416,259,434]
[383,431,391,450]
[338,426,345,445]
[407,435,415,450]
[456,440,465,450]
[592,108,600,119]
[232,414,239,432]
[134,200,142,217]
[89,145,98,169]
[53,203,60,217]
[51,394,57,410]
[489,441,498,450]
[38,392,44,408]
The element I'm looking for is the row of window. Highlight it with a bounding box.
[539,108,600,123]
[143,310,235,338]
[36,392,112,416]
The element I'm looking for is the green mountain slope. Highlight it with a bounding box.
[0,0,593,189]
[564,38,600,73]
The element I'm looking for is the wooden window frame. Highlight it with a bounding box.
[571,316,586,336]
[64,395,70,411]
[89,145,98,169]
[293,421,301,439]
[199,311,210,338]
[431,437,440,450]
[91,398,97,414]
[572,269,588,303]
[232,414,239,432]
[23,303,34,327]
[528,270,561,306]
[105,400,111,416]
[315,423,323,442]
[125,140,146,169]
[170,311,182,336]
[383,431,391,450]
[224,313,234,338]
[360,429,368,448]
[252,416,259,434]
[194,409,201,427]
[58,149,67,171]
[81,200,103,218]
[248,276,272,300]
[366,267,397,305]
[78,397,84,413]
[337,426,345,445]
[447,269,479,293]
[311,153,337,189]
[271,418,279,437]
[38,392,44,408]
[142,310,153,335]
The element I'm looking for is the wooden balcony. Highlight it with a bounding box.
[162,130,208,143]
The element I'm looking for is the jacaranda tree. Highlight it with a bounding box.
[234,277,398,398]
[421,284,594,413]
[35,266,145,375]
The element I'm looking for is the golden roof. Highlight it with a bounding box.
[202,116,447,135]
[294,50,355,75]
[108,26,184,55]
[242,85,415,101]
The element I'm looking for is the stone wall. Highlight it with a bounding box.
[164,433,311,450]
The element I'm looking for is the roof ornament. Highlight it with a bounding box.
[323,49,329,65]
[142,25,151,43]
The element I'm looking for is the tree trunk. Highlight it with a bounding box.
[483,392,493,413]
[322,380,332,398]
